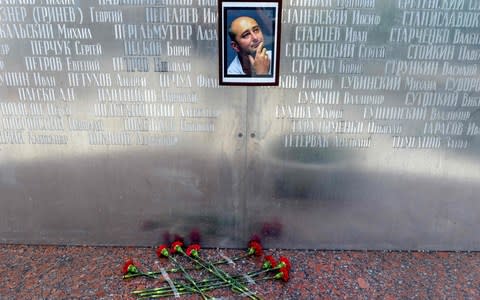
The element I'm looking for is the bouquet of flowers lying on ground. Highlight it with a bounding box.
[122,238,291,299]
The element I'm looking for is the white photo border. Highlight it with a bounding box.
[219,0,281,86]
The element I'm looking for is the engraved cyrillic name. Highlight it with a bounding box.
[145,7,198,23]
[196,24,217,40]
[397,0,464,10]
[0,23,55,39]
[442,62,477,76]
[405,92,459,107]
[196,74,223,88]
[116,74,147,87]
[89,7,123,23]
[291,120,364,133]
[113,24,193,40]
[68,118,104,131]
[423,121,464,135]
[290,0,332,7]
[0,72,30,86]
[180,119,215,132]
[30,40,71,55]
[158,73,192,88]
[97,88,157,102]
[298,91,340,104]
[285,43,355,58]
[88,132,132,145]
[294,26,341,42]
[363,106,427,120]
[367,121,402,134]
[275,105,343,119]
[94,103,175,117]
[58,25,93,40]
[384,60,439,76]
[461,93,480,107]
[43,0,76,6]
[25,56,62,71]
[135,133,178,145]
[291,59,335,73]
[179,105,218,118]
[159,90,198,103]
[405,77,436,91]
[0,6,27,22]
[153,59,191,72]
[66,57,101,72]
[112,57,150,72]
[351,10,380,25]
[429,108,470,121]
[452,29,480,45]
[392,136,441,149]
[358,44,385,58]
[445,77,480,92]
[407,45,455,60]
[282,9,348,25]
[32,6,79,23]
[343,92,384,105]
[338,60,363,74]
[123,118,175,131]
[341,76,401,90]
[0,131,24,144]
[18,88,75,102]
[28,133,68,144]
[465,121,480,135]
[68,73,112,87]
[389,27,450,44]
[401,11,480,28]
[123,40,163,56]
[334,136,371,148]
[457,46,480,60]
[301,77,333,89]
[0,116,64,130]
[74,42,102,56]
[284,134,329,148]
[336,0,375,9]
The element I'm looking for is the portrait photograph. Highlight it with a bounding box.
[219,0,281,85]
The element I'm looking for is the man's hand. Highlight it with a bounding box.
[248,42,270,75]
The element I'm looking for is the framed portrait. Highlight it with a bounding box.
[219,0,281,86]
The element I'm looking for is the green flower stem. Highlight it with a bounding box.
[124,251,253,280]
[168,255,212,300]
[135,276,278,299]
[180,250,262,300]
[133,270,262,296]
[123,270,166,279]
[136,279,199,298]
[214,252,251,265]
[133,265,279,296]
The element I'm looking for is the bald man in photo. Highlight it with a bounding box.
[227,16,272,76]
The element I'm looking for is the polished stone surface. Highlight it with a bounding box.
[1,244,479,299]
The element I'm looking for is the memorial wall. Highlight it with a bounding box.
[1,0,480,249]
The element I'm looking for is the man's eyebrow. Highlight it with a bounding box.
[241,25,260,37]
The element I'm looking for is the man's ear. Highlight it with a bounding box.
[231,41,240,53]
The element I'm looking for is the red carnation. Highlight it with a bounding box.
[122,259,138,275]
[170,241,184,254]
[262,255,277,269]
[278,256,291,271]
[247,241,263,256]
[156,245,169,258]
[278,267,289,282]
[186,244,201,257]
